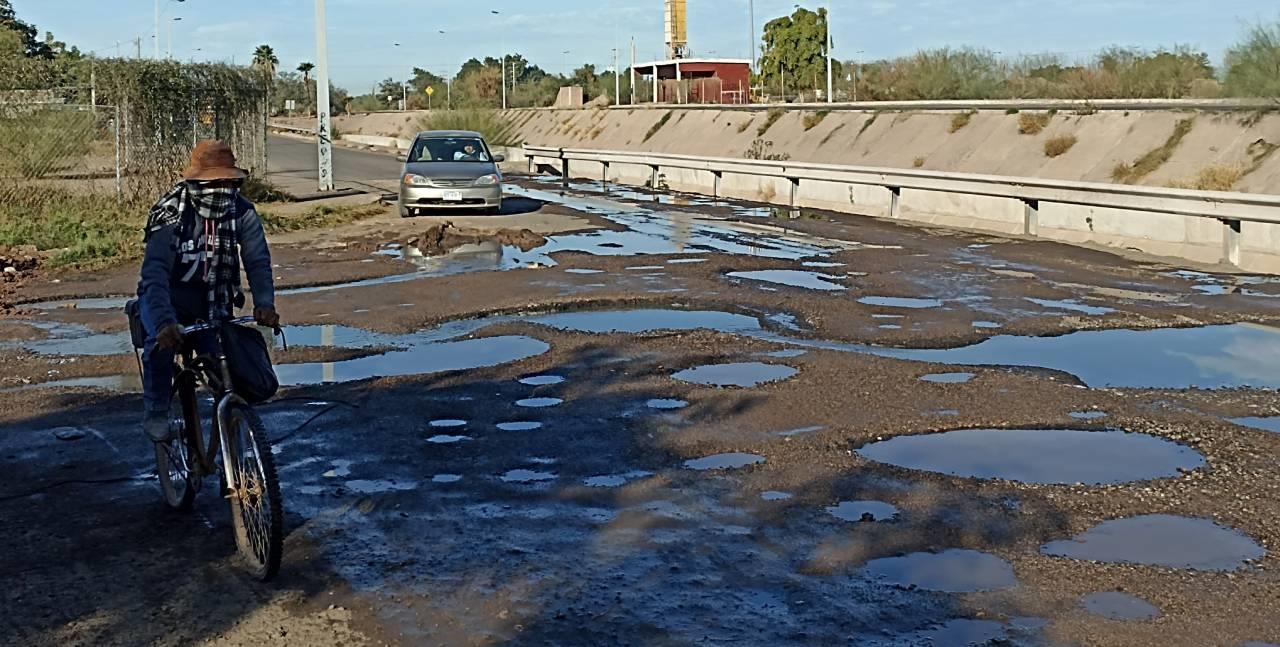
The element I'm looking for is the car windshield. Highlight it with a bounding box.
[408,137,491,163]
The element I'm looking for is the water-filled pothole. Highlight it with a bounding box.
[500,469,557,483]
[761,491,793,501]
[583,471,651,488]
[497,421,544,431]
[919,372,975,384]
[275,335,550,385]
[673,362,798,388]
[1041,514,1265,570]
[858,296,944,309]
[727,270,848,291]
[858,429,1203,485]
[646,398,689,410]
[527,309,761,335]
[429,419,467,428]
[862,549,1017,592]
[426,435,470,444]
[1025,297,1115,315]
[519,375,565,386]
[1070,411,1109,420]
[1080,592,1161,621]
[684,453,766,471]
[827,500,899,522]
[432,474,463,483]
[516,397,563,408]
[1230,417,1280,434]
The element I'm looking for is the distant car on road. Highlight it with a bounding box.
[398,130,505,217]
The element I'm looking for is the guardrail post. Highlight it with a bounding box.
[561,157,569,190]
[650,165,660,199]
[601,161,610,192]
[888,187,901,219]
[712,171,722,201]
[1221,218,1242,266]
[1023,199,1040,236]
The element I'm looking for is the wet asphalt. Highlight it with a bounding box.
[1,170,1279,646]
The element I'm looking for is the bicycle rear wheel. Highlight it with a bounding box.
[155,372,199,511]
[222,402,283,581]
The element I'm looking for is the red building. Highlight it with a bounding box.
[630,59,752,105]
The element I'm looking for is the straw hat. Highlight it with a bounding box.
[181,140,249,181]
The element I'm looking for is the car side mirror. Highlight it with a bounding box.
[493,154,506,163]
[396,155,408,163]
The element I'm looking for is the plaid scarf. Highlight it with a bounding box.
[146,182,241,321]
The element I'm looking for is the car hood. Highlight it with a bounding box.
[403,160,497,178]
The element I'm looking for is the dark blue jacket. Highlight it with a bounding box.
[137,195,275,334]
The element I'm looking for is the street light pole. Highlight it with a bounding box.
[167,17,181,60]
[491,10,506,110]
[314,0,334,192]
[825,0,833,103]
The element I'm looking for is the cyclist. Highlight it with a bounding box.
[137,140,280,443]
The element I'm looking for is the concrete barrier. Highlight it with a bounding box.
[526,145,1280,273]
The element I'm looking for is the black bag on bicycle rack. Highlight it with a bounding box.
[219,323,279,404]
[125,299,147,349]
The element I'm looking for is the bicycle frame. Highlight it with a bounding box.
[174,317,257,488]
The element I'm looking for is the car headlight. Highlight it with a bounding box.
[473,174,499,186]
[403,174,431,186]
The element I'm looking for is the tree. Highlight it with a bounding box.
[297,61,314,83]
[252,44,278,77]
[758,7,833,97]
[0,0,51,58]
[1225,21,1280,98]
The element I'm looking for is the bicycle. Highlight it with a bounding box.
[147,316,285,581]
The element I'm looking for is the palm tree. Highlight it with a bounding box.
[297,62,316,114]
[252,44,278,78]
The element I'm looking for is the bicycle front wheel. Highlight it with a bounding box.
[222,402,283,581]
[155,372,200,511]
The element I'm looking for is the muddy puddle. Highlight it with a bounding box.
[919,372,975,384]
[526,309,762,335]
[684,452,766,470]
[858,428,1203,485]
[862,548,1017,592]
[646,398,688,410]
[1230,416,1280,434]
[858,296,945,309]
[1081,592,1161,621]
[827,500,899,522]
[673,362,799,388]
[1024,297,1115,315]
[515,397,563,408]
[727,270,849,291]
[1041,514,1266,570]
[518,375,565,386]
[496,421,543,431]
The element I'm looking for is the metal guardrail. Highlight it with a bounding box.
[268,123,316,135]
[524,145,1280,266]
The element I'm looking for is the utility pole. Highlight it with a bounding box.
[630,38,636,105]
[154,0,160,59]
[613,48,620,106]
[314,0,334,192]
[748,0,755,74]
[825,1,833,103]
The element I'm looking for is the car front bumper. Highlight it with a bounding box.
[399,184,503,211]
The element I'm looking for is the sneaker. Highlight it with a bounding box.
[143,411,173,443]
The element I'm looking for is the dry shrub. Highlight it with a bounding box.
[802,111,830,131]
[757,108,786,137]
[948,110,976,133]
[912,157,926,168]
[1018,112,1052,135]
[1112,117,1196,183]
[1044,135,1078,158]
[1166,165,1245,191]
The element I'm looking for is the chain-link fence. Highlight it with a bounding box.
[0,102,122,206]
[0,60,269,209]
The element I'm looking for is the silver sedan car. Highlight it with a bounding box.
[398,130,505,217]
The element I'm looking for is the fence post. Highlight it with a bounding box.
[1023,199,1040,236]
[113,107,122,200]
[601,161,609,192]
[889,187,901,219]
[1221,218,1242,267]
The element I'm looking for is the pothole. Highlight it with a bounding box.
[673,362,798,388]
[1041,514,1266,570]
[684,453,766,471]
[858,428,1203,485]
[727,270,848,291]
[827,500,899,522]
[862,549,1017,592]
[1080,592,1161,621]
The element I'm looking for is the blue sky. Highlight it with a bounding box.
[16,0,1278,91]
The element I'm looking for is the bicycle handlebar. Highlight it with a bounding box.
[180,317,258,335]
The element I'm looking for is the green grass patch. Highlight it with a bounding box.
[259,203,385,234]
[802,110,830,131]
[0,194,144,269]
[1111,117,1195,183]
[643,111,674,143]
[757,108,786,137]
[241,176,294,203]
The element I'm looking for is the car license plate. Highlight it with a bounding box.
[443,191,463,202]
